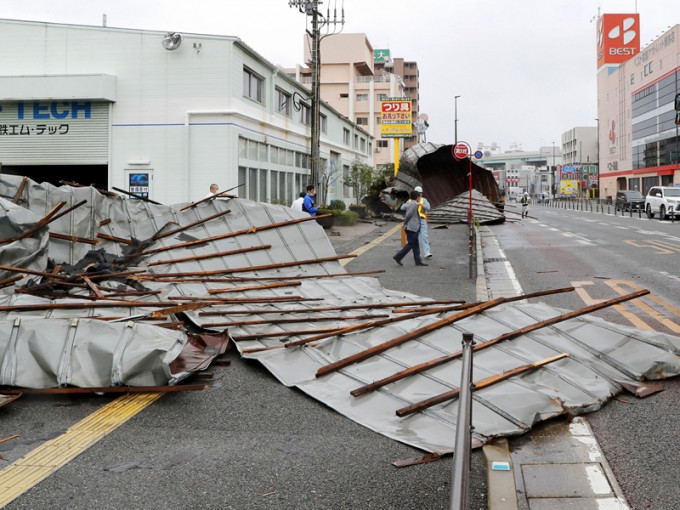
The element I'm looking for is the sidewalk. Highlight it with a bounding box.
[328,220,629,510]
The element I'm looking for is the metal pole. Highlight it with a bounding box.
[450,332,475,510]
[468,158,473,279]
[454,95,460,144]
[310,0,321,194]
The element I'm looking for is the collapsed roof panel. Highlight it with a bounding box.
[2,175,680,456]
[393,143,505,224]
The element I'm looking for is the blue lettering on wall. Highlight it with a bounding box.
[16,101,92,120]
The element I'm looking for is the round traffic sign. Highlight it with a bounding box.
[452,141,471,160]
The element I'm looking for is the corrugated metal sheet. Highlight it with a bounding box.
[2,175,680,455]
[396,143,504,224]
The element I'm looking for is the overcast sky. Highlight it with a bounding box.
[1,0,677,151]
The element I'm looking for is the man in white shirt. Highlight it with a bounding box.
[291,192,305,211]
[204,183,219,199]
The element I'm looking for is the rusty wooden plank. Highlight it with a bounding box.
[147,244,271,267]
[82,276,106,299]
[179,184,243,211]
[350,289,649,397]
[142,254,355,279]
[152,209,233,240]
[137,214,329,257]
[395,353,570,417]
[0,264,68,280]
[207,280,300,295]
[136,269,386,283]
[203,313,389,328]
[315,298,507,378]
[12,177,28,204]
[95,233,133,244]
[49,232,99,245]
[111,186,162,205]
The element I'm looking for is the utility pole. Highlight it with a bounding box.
[289,1,344,200]
[454,95,461,144]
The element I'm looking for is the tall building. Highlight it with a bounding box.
[287,33,420,169]
[596,14,680,200]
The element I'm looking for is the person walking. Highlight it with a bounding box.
[521,192,530,218]
[414,186,432,258]
[291,192,305,212]
[302,185,318,216]
[393,190,428,267]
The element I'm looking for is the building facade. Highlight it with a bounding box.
[597,19,680,200]
[0,19,372,205]
[288,33,420,170]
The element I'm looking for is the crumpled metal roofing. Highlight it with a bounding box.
[2,175,680,454]
[396,143,505,224]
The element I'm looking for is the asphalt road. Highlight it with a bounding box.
[1,220,487,510]
[495,202,680,510]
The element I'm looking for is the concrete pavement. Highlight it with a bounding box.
[329,219,630,510]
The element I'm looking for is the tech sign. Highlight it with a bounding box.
[596,13,640,68]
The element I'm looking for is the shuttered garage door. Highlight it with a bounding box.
[0,100,109,165]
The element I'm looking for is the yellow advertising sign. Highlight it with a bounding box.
[380,98,412,138]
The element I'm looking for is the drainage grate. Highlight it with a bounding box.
[484,257,507,263]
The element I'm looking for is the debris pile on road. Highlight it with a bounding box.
[2,174,680,455]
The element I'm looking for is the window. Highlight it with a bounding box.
[343,128,350,145]
[300,103,311,125]
[356,117,368,125]
[340,93,349,99]
[377,139,389,148]
[354,134,359,148]
[243,67,263,103]
[360,138,366,152]
[275,88,291,116]
[320,113,327,133]
[356,93,368,101]
[377,93,388,101]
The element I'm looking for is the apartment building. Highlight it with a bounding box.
[287,33,420,168]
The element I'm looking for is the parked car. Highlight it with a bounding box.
[644,186,680,219]
[536,193,550,204]
[615,190,645,212]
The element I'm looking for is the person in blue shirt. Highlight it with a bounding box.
[302,185,318,216]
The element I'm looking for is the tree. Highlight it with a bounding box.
[345,162,374,205]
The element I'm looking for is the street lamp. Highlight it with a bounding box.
[454,95,461,144]
[552,141,556,197]
[595,118,599,199]
[289,0,344,196]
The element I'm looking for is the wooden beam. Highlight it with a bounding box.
[350,289,649,397]
[395,353,570,417]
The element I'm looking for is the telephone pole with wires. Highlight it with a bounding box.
[289,1,344,199]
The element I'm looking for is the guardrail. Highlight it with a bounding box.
[533,198,676,222]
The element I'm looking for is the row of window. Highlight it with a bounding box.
[239,137,311,169]
[243,66,371,153]
[632,134,680,170]
[238,166,308,204]
[244,67,328,131]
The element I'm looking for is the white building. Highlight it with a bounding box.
[0,19,372,205]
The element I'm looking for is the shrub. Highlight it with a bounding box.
[335,210,359,226]
[328,200,346,211]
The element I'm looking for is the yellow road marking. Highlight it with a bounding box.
[624,239,680,254]
[340,224,401,266]
[0,392,162,508]
[571,280,653,331]
[605,280,680,333]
